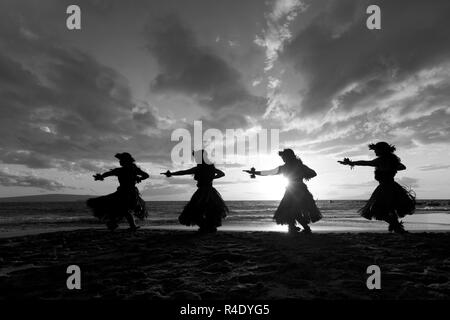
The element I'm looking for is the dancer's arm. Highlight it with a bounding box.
[338,158,379,168]
[244,167,280,176]
[259,167,281,176]
[136,167,150,182]
[161,167,196,177]
[302,165,317,181]
[93,168,119,181]
[349,160,377,167]
[214,168,225,179]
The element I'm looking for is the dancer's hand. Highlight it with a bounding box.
[161,170,172,177]
[338,158,354,169]
[338,158,352,165]
[93,173,103,181]
[243,167,257,178]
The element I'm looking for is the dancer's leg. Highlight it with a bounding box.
[106,221,118,231]
[125,211,139,230]
[198,220,217,233]
[297,216,312,234]
[386,212,407,234]
[299,222,312,233]
[288,220,300,233]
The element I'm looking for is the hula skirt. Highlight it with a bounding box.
[274,181,322,225]
[179,186,228,228]
[86,187,148,225]
[359,181,415,220]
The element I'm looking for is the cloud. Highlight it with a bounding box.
[395,109,450,145]
[276,86,450,158]
[282,0,450,117]
[132,109,158,129]
[0,170,69,191]
[145,14,266,118]
[255,0,307,71]
[0,149,112,174]
[334,176,419,190]
[0,0,448,199]
[0,151,54,169]
[419,164,450,172]
[253,0,308,122]
[141,179,194,197]
[262,0,450,158]
[397,177,419,189]
[0,9,178,172]
[333,181,376,190]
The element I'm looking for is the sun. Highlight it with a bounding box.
[256,175,289,200]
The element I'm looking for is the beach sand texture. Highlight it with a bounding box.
[0,229,449,300]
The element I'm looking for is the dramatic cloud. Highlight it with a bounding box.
[333,181,376,190]
[397,177,419,189]
[145,14,266,118]
[419,165,450,172]
[0,170,69,191]
[141,176,194,198]
[255,0,306,71]
[0,9,175,172]
[283,0,450,117]
[253,0,308,122]
[334,176,418,191]
[0,0,448,199]
[0,151,54,170]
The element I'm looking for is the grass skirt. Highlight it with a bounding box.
[359,181,415,220]
[274,182,322,225]
[86,187,148,225]
[179,186,228,228]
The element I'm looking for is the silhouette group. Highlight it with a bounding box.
[86,142,416,234]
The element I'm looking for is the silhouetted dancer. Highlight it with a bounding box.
[244,149,322,234]
[338,142,415,234]
[86,152,149,231]
[161,150,228,233]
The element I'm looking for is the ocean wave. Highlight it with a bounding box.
[418,207,450,212]
[0,200,448,228]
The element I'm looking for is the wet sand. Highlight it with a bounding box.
[0,229,449,300]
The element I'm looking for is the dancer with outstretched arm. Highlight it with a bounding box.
[87,152,149,231]
[161,150,228,233]
[244,148,322,234]
[338,142,415,234]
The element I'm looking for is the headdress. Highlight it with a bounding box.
[368,142,396,153]
[115,152,135,163]
[278,148,296,159]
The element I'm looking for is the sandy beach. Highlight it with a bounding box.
[0,229,449,300]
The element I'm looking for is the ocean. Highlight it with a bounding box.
[1,200,449,237]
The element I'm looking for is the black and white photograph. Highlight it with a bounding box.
[0,0,449,313]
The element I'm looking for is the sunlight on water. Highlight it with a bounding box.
[0,200,449,237]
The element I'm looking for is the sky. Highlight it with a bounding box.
[0,0,449,200]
